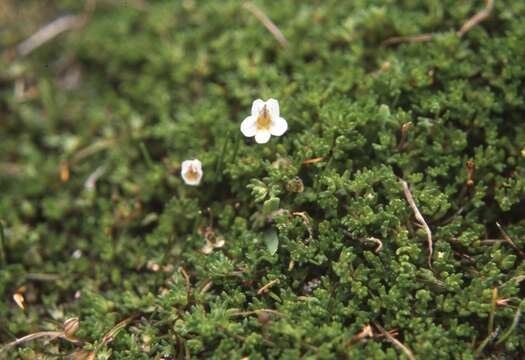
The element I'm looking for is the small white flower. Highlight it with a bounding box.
[181,159,203,186]
[240,98,288,144]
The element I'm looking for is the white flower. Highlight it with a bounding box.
[181,159,203,186]
[240,98,288,144]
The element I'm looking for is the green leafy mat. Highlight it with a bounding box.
[1,0,524,358]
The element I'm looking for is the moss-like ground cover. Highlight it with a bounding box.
[1,0,525,358]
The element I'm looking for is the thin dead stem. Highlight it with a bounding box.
[496,305,522,345]
[199,280,213,294]
[398,122,413,150]
[458,0,495,37]
[382,33,434,46]
[179,267,193,306]
[84,165,108,191]
[257,279,279,295]
[84,315,136,359]
[401,179,433,268]
[303,157,323,164]
[496,222,525,258]
[3,322,83,352]
[70,138,117,165]
[228,308,285,318]
[16,0,97,57]
[101,315,135,345]
[383,0,495,46]
[292,211,313,242]
[243,2,288,48]
[488,288,497,334]
[373,322,415,360]
[362,237,383,253]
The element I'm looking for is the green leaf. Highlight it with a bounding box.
[263,229,279,256]
[263,197,280,215]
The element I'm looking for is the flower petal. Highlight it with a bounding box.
[266,98,279,118]
[184,177,201,186]
[251,99,265,117]
[270,117,287,136]
[240,116,256,137]
[181,159,203,186]
[181,160,192,173]
[192,159,203,173]
[255,130,271,144]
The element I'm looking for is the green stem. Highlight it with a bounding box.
[230,133,240,165]
[496,304,522,345]
[215,130,231,181]
[0,220,6,265]
[488,288,497,334]
[474,329,498,357]
[139,142,154,169]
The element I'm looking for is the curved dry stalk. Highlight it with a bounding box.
[84,315,137,360]
[70,138,117,165]
[257,279,279,295]
[400,179,433,268]
[292,211,313,242]
[362,237,383,253]
[496,305,522,345]
[101,316,135,345]
[200,280,213,294]
[303,157,323,164]
[373,322,415,360]
[228,308,285,318]
[16,0,97,57]
[346,324,374,347]
[496,222,525,258]
[243,2,288,48]
[383,0,495,46]
[488,288,498,334]
[3,330,82,352]
[179,267,193,306]
[17,15,80,56]
[458,0,495,37]
[382,33,434,46]
[84,165,108,191]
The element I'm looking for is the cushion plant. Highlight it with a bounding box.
[0,0,524,358]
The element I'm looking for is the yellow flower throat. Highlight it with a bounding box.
[185,167,199,181]
[256,106,272,131]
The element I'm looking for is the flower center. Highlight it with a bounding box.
[256,106,272,131]
[185,167,199,181]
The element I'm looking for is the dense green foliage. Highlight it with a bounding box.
[1,0,525,358]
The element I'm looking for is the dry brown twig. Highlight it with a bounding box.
[382,0,495,46]
[16,0,97,57]
[303,157,324,164]
[2,318,82,352]
[373,322,415,360]
[458,0,495,37]
[200,280,213,294]
[347,324,374,346]
[292,211,313,242]
[400,179,433,268]
[466,159,475,189]
[70,138,117,165]
[257,279,279,295]
[229,308,285,318]
[382,33,434,46]
[496,222,525,258]
[179,267,193,306]
[398,122,412,150]
[84,165,108,191]
[243,2,288,48]
[361,237,383,253]
[75,315,136,360]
